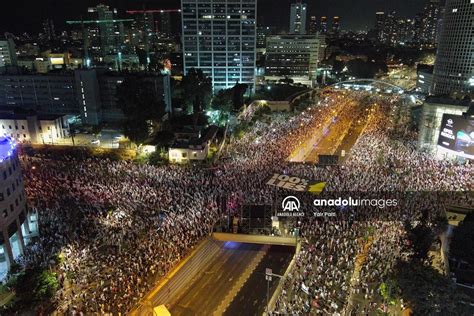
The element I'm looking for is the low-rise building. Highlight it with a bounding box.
[0,111,69,144]
[265,34,326,87]
[169,125,218,163]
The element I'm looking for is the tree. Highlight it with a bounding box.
[407,223,433,261]
[212,89,233,113]
[347,58,386,78]
[232,83,248,111]
[11,268,59,308]
[394,261,471,315]
[181,68,212,114]
[379,279,400,304]
[34,270,59,301]
[117,77,167,145]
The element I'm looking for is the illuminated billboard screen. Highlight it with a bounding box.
[437,113,474,159]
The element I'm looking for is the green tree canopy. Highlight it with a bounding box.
[117,76,167,145]
[212,89,233,113]
[181,68,212,114]
[394,261,471,315]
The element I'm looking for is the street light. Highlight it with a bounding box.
[265,268,284,314]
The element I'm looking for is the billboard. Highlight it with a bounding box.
[437,114,474,159]
[266,173,326,194]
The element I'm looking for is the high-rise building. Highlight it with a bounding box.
[159,12,172,35]
[332,16,340,34]
[0,39,17,69]
[375,12,386,43]
[432,0,474,96]
[0,136,37,279]
[257,26,273,49]
[375,11,399,45]
[42,19,56,42]
[386,11,398,46]
[131,12,157,54]
[320,16,328,34]
[265,34,326,86]
[309,16,318,35]
[397,18,416,44]
[289,1,307,34]
[420,0,442,46]
[181,0,257,92]
[86,5,120,56]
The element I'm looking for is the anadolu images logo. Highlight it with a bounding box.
[282,196,300,212]
[278,196,304,217]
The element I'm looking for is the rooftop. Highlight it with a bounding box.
[0,111,65,121]
[425,96,473,107]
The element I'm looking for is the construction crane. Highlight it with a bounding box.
[126,9,181,14]
[66,19,134,25]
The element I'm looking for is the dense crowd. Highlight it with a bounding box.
[271,94,472,315]
[14,90,473,315]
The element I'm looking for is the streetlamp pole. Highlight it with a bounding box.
[266,278,270,314]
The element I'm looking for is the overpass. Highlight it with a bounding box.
[331,78,406,94]
[132,234,297,316]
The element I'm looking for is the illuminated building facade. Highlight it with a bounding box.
[181,0,257,92]
[432,0,474,97]
[0,137,37,279]
[290,1,307,34]
[418,97,472,157]
[332,16,340,34]
[0,39,17,69]
[265,34,326,86]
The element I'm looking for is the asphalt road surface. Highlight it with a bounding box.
[224,245,295,316]
[169,242,264,316]
[168,242,295,316]
[305,103,372,164]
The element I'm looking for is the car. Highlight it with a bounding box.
[90,139,101,146]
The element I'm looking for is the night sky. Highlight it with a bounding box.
[1,0,429,34]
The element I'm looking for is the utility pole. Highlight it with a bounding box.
[265,268,284,314]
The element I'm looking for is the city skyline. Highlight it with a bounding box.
[0,0,430,34]
[0,0,473,314]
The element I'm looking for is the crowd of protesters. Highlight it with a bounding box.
[13,89,472,314]
[271,93,472,315]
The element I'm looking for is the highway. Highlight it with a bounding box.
[295,94,375,164]
[224,245,295,316]
[168,242,265,316]
[166,242,295,316]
